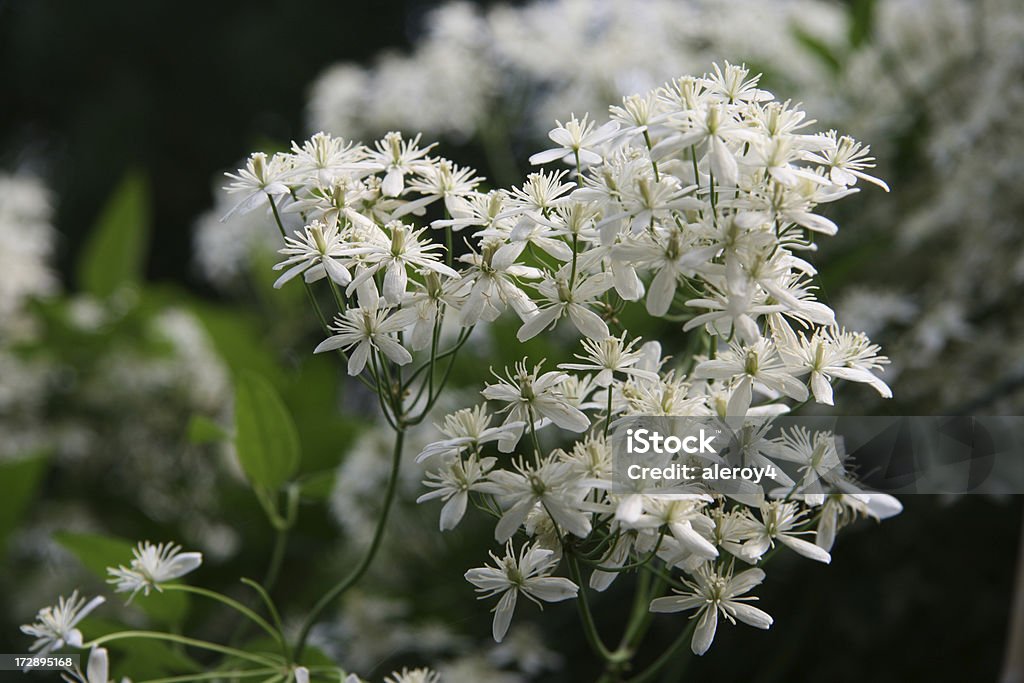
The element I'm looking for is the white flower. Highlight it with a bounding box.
[693,339,808,415]
[223,152,292,219]
[612,230,720,317]
[416,405,525,462]
[482,360,589,433]
[347,221,459,305]
[366,132,436,197]
[503,170,575,216]
[383,667,440,683]
[106,541,203,599]
[782,327,892,405]
[517,269,612,341]
[457,240,542,326]
[400,158,482,218]
[559,333,659,387]
[272,220,356,289]
[816,493,903,551]
[418,454,497,531]
[803,131,890,191]
[314,305,417,375]
[649,564,772,655]
[529,114,619,167]
[481,456,593,542]
[739,501,832,564]
[289,131,368,185]
[465,542,579,642]
[20,591,105,655]
[626,498,719,561]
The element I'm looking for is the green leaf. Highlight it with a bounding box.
[190,302,283,384]
[234,371,300,490]
[54,531,189,625]
[849,0,877,48]
[0,452,49,552]
[77,172,151,298]
[297,470,337,501]
[793,26,841,75]
[188,414,229,445]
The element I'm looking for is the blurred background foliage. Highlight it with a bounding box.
[1,0,1021,681]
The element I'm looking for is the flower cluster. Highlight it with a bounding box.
[411,64,901,657]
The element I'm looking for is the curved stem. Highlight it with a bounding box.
[138,669,278,683]
[566,552,616,663]
[86,631,280,668]
[292,426,406,660]
[626,616,698,683]
[162,585,281,648]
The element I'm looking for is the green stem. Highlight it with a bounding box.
[241,578,286,644]
[86,632,280,668]
[138,669,278,683]
[162,585,282,649]
[292,426,406,660]
[566,553,617,663]
[626,616,698,683]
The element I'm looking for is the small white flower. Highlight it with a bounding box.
[20,591,105,655]
[383,667,440,683]
[528,113,619,167]
[416,405,525,462]
[693,339,808,415]
[367,132,436,197]
[107,541,203,600]
[272,220,356,289]
[347,221,459,305]
[465,542,579,642]
[481,456,593,542]
[739,501,832,564]
[517,269,613,342]
[223,152,292,219]
[314,305,418,375]
[418,454,498,531]
[482,359,590,433]
[649,564,772,655]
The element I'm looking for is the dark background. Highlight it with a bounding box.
[1,2,1019,681]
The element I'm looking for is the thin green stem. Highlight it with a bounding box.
[293,426,406,660]
[138,669,278,683]
[626,616,698,683]
[86,632,280,668]
[161,585,281,649]
[566,553,617,664]
[240,578,287,645]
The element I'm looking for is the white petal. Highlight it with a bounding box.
[525,577,579,603]
[314,335,349,354]
[164,552,203,580]
[567,305,609,340]
[730,603,773,630]
[87,648,108,683]
[517,306,562,342]
[691,607,718,655]
[324,258,352,286]
[492,590,517,642]
[646,267,677,317]
[778,534,832,563]
[376,337,413,366]
[347,342,371,375]
[529,148,570,165]
[439,492,468,531]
